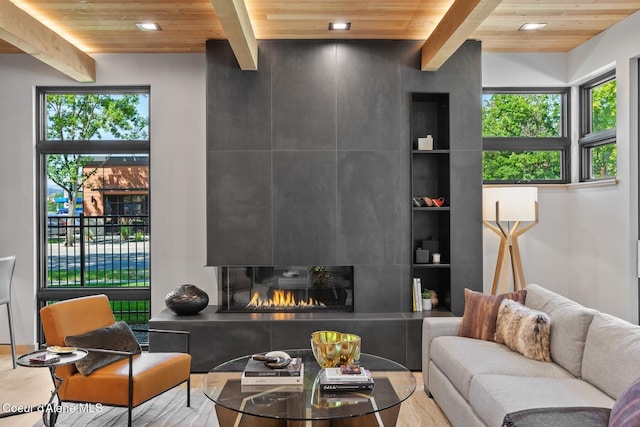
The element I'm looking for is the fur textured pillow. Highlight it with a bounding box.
[459,288,527,341]
[65,320,141,375]
[495,299,551,362]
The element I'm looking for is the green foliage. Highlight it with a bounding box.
[120,226,130,240]
[45,93,148,244]
[587,79,616,179]
[483,151,561,181]
[591,79,616,133]
[590,144,617,178]
[48,268,149,284]
[46,94,148,141]
[482,93,561,137]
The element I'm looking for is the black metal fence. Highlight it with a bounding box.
[47,214,149,288]
[42,214,151,340]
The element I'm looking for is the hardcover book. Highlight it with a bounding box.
[241,362,304,386]
[29,352,60,365]
[319,369,374,391]
[323,367,371,382]
[243,357,303,377]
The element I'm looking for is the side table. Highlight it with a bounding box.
[17,348,88,427]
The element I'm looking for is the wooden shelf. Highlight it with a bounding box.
[412,263,451,268]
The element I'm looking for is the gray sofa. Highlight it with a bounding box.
[422,284,640,427]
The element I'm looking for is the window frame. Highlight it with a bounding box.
[482,87,571,184]
[36,86,151,342]
[579,70,616,181]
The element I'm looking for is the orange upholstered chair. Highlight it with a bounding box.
[40,294,191,426]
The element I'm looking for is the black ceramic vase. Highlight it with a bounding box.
[165,284,209,315]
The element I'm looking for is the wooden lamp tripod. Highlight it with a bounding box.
[483,188,538,295]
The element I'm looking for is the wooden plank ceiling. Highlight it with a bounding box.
[1,0,639,80]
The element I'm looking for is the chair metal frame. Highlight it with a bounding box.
[0,256,17,369]
[41,295,191,427]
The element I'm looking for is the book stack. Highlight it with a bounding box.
[29,352,60,365]
[319,366,374,391]
[241,357,304,386]
[412,278,423,312]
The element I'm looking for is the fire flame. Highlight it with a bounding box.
[246,290,326,309]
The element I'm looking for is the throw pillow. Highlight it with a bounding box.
[495,299,551,362]
[609,375,640,427]
[459,288,527,341]
[64,320,142,376]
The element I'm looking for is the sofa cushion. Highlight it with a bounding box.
[65,320,142,376]
[430,336,572,399]
[469,374,615,427]
[582,313,640,400]
[525,284,597,377]
[608,375,640,427]
[459,288,527,342]
[495,299,551,362]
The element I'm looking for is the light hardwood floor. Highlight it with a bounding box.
[0,355,451,426]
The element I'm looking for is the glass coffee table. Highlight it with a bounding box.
[202,349,416,427]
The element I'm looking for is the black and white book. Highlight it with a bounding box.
[243,357,303,377]
[319,369,374,391]
[241,362,304,386]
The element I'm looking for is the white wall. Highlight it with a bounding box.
[0,53,214,349]
[482,10,640,323]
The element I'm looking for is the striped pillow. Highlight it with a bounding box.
[609,376,640,427]
[458,288,527,341]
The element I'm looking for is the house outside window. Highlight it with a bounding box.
[482,88,570,184]
[579,71,616,180]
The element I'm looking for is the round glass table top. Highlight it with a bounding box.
[202,349,416,421]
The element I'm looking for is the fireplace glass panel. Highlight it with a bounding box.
[218,266,354,312]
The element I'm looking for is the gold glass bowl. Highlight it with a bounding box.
[310,330,361,368]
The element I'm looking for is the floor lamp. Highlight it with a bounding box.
[483,187,538,295]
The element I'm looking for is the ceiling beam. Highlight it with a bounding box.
[209,0,257,70]
[0,0,95,82]
[421,0,503,71]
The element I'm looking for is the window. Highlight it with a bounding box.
[482,88,570,183]
[37,87,151,342]
[580,71,616,180]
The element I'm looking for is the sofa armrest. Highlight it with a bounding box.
[422,317,462,394]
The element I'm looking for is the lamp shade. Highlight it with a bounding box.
[483,187,538,222]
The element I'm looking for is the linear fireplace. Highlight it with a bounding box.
[217,266,354,312]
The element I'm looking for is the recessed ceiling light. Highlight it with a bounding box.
[518,23,546,31]
[136,22,162,31]
[329,22,351,31]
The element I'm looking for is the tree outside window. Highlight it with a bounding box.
[580,73,616,180]
[482,89,569,183]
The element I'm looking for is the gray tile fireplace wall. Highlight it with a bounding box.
[206,39,482,315]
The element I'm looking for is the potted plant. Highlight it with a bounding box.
[422,289,433,311]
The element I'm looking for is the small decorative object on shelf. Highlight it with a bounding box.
[418,135,434,150]
[422,289,433,311]
[431,290,439,308]
[432,253,441,264]
[415,248,430,264]
[165,284,209,315]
